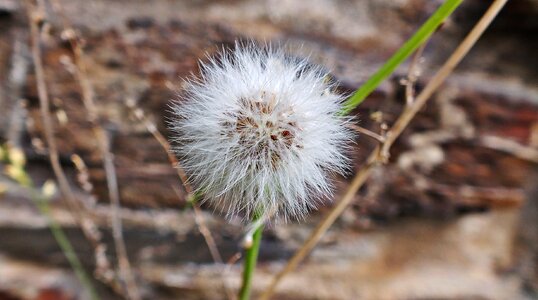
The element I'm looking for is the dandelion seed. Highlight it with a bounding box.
[170,43,353,221]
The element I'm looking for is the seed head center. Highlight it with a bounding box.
[221,92,302,167]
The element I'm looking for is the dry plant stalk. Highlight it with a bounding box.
[126,100,223,264]
[346,124,386,143]
[126,100,240,300]
[26,0,123,293]
[404,40,428,106]
[260,0,509,298]
[47,0,141,298]
[95,129,141,300]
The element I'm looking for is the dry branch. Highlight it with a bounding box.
[260,0,509,298]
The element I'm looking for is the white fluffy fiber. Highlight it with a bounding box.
[170,43,353,222]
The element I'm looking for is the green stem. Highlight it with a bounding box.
[32,191,100,300]
[340,0,463,115]
[239,222,264,300]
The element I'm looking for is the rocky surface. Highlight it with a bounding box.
[0,0,537,299]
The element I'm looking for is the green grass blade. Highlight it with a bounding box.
[32,191,100,300]
[340,0,463,115]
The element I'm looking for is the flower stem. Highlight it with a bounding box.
[340,0,462,115]
[239,222,264,300]
[33,192,99,300]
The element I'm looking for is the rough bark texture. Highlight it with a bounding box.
[0,0,537,299]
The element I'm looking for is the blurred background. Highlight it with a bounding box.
[0,0,537,299]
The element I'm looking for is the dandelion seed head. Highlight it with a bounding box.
[170,43,353,222]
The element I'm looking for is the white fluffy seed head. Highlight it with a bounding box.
[170,43,353,222]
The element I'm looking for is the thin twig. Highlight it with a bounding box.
[346,124,385,143]
[73,45,141,300]
[48,1,141,298]
[192,205,224,263]
[260,1,508,298]
[405,41,428,106]
[126,100,232,298]
[26,1,100,298]
[127,101,190,193]
[23,48,118,290]
[28,0,118,288]
[27,0,84,241]
[126,99,223,264]
[96,129,142,300]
